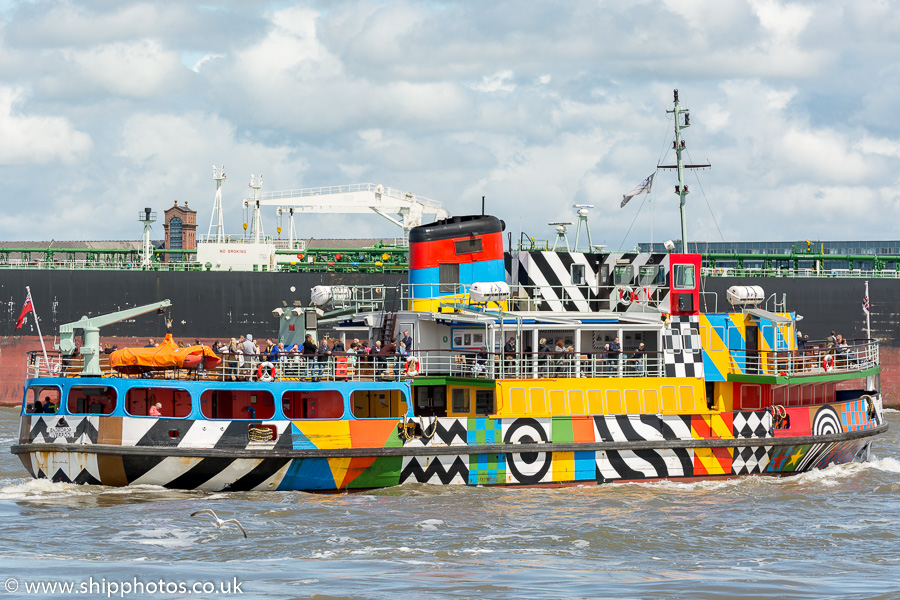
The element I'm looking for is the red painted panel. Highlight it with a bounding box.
[409,233,504,269]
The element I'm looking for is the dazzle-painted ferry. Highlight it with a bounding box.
[10,211,886,490]
[11,92,887,491]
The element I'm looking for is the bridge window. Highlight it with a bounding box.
[68,386,117,415]
[125,388,192,418]
[25,386,61,414]
[673,264,695,289]
[571,264,586,285]
[200,389,275,420]
[351,389,407,418]
[282,390,344,419]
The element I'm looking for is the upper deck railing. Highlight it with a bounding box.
[25,339,878,383]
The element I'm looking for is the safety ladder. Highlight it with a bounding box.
[380,312,397,345]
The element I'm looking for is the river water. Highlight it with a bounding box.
[0,406,898,600]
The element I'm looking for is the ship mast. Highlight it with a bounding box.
[660,89,710,253]
[208,165,226,243]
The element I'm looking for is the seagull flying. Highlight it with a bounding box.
[190,509,248,538]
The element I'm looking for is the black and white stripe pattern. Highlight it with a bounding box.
[509,250,671,313]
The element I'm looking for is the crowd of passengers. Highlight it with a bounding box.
[207,331,416,381]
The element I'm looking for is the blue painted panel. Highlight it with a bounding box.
[277,458,337,491]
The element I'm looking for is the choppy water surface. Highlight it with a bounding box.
[1,408,898,599]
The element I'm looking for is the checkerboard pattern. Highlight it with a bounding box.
[733,411,773,438]
[663,315,705,378]
[468,453,507,485]
[732,446,771,474]
[467,417,502,445]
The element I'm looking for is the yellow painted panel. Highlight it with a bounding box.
[530,387,547,415]
[679,385,696,412]
[569,390,586,416]
[699,314,732,376]
[624,389,641,414]
[606,390,622,414]
[553,451,575,482]
[587,390,604,414]
[661,386,678,412]
[493,378,710,418]
[549,390,567,415]
[509,388,527,414]
[293,420,351,450]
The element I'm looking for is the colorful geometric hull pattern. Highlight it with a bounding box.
[18,399,883,491]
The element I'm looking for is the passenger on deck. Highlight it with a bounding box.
[332,338,345,353]
[32,398,44,413]
[554,340,566,375]
[241,334,257,377]
[538,337,552,376]
[149,402,162,417]
[379,340,397,377]
[145,339,156,348]
[630,342,646,375]
[315,338,331,380]
[401,330,413,352]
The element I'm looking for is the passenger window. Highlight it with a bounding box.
[475,389,495,415]
[351,389,408,418]
[200,389,275,419]
[125,387,192,418]
[68,386,117,415]
[25,386,61,414]
[451,388,470,414]
[282,390,344,419]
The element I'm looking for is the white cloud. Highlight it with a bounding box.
[0,0,898,244]
[472,70,516,93]
[59,39,186,98]
[0,86,92,165]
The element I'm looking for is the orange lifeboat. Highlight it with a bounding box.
[109,333,221,373]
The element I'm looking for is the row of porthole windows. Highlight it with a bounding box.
[24,386,408,420]
[506,385,701,416]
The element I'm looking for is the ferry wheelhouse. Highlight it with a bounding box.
[11,211,886,491]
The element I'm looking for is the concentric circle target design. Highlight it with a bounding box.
[812,405,842,436]
[504,418,551,484]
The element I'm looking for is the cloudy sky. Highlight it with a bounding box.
[0,0,898,250]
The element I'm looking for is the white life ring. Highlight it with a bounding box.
[617,285,633,306]
[822,354,834,372]
[257,361,277,382]
[405,356,420,377]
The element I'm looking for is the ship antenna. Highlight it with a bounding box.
[668,89,690,252]
[209,165,227,243]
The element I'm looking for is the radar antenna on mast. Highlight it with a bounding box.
[658,89,711,253]
[549,221,574,252]
[572,204,594,252]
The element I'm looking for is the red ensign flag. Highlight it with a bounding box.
[15,290,34,330]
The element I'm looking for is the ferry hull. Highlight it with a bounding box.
[12,399,886,492]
